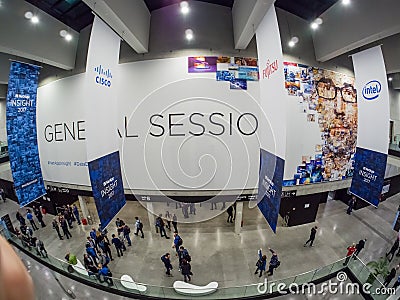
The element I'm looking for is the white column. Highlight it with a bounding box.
[146,202,155,231]
[78,195,89,222]
[234,202,243,234]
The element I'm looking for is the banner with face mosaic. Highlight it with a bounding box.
[283,62,357,186]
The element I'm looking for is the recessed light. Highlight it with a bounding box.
[65,34,72,41]
[288,36,299,47]
[342,0,350,5]
[288,41,295,47]
[180,1,189,14]
[24,11,33,19]
[31,15,39,23]
[315,18,323,25]
[59,30,68,37]
[311,22,318,30]
[185,29,193,40]
[388,77,393,81]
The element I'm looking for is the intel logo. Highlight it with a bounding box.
[94,65,112,87]
[362,80,381,100]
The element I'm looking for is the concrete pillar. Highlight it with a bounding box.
[235,202,243,234]
[146,202,155,230]
[78,195,89,222]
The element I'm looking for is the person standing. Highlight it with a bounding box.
[165,211,172,231]
[347,196,356,215]
[172,232,183,254]
[60,216,72,239]
[123,224,132,246]
[354,239,367,258]
[72,204,81,225]
[26,210,38,231]
[86,244,98,264]
[134,217,144,239]
[37,239,48,258]
[16,211,26,226]
[181,259,192,282]
[97,264,113,286]
[254,248,267,278]
[161,253,173,276]
[386,238,399,262]
[33,206,46,228]
[111,234,123,257]
[227,206,234,223]
[178,246,190,271]
[384,265,399,287]
[304,226,318,247]
[0,187,5,202]
[52,218,63,240]
[172,214,178,233]
[99,237,113,261]
[266,248,280,276]
[343,243,357,265]
[115,218,125,234]
[393,275,400,289]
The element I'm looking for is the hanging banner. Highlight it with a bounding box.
[85,16,126,228]
[350,46,389,207]
[255,6,288,233]
[6,61,46,207]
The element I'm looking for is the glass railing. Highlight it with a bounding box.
[8,232,394,299]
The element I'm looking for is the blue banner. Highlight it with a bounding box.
[350,147,387,207]
[258,149,284,233]
[6,61,46,207]
[88,151,126,229]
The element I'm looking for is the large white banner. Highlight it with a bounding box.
[255,5,288,232]
[350,46,389,207]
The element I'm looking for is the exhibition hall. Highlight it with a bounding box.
[0,0,400,299]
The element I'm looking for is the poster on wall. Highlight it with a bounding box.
[350,46,389,207]
[84,16,126,228]
[283,62,358,186]
[188,56,217,73]
[255,5,288,233]
[6,61,46,207]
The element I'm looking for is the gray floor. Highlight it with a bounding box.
[3,190,400,293]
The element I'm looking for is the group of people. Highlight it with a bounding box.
[254,248,280,277]
[161,231,193,282]
[155,213,178,238]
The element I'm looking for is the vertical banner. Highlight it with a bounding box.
[350,46,389,207]
[6,61,46,207]
[255,6,287,233]
[85,16,126,228]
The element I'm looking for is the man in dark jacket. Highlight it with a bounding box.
[52,218,63,240]
[386,238,399,262]
[60,216,72,239]
[266,248,279,276]
[227,206,234,223]
[156,215,169,239]
[161,253,173,276]
[181,259,192,282]
[111,234,123,257]
[33,206,46,228]
[304,226,318,247]
[354,239,367,258]
[384,265,399,287]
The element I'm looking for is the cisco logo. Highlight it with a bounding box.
[94,65,112,87]
[362,80,381,100]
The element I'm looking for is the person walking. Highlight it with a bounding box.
[384,265,399,287]
[227,205,234,223]
[36,239,48,258]
[172,232,183,254]
[165,211,172,231]
[343,243,357,265]
[386,238,399,262]
[304,226,318,247]
[266,248,280,276]
[254,248,267,278]
[26,210,38,231]
[161,253,173,276]
[60,216,72,239]
[178,246,190,271]
[99,237,113,261]
[172,214,178,233]
[52,218,63,240]
[33,206,46,228]
[72,204,81,225]
[111,234,124,257]
[134,217,144,238]
[354,239,367,258]
[347,196,356,215]
[123,224,132,246]
[156,214,169,239]
[181,259,192,282]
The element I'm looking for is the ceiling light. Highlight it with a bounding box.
[180,1,189,14]
[24,11,33,19]
[185,29,193,41]
[31,15,39,24]
[65,34,72,41]
[59,30,68,38]
[388,77,393,81]
[311,22,319,30]
[288,36,299,47]
[288,41,295,47]
[315,18,323,25]
[342,0,350,5]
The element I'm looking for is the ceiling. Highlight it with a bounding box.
[26,0,338,32]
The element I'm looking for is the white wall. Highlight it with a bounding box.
[389,88,400,142]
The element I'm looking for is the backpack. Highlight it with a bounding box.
[138,221,143,229]
[275,261,281,268]
[161,255,166,263]
[177,237,183,246]
[125,225,130,234]
[156,218,161,227]
[184,253,191,262]
[256,259,263,268]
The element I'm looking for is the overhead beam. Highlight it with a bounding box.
[232,0,275,50]
[83,0,150,53]
[313,0,400,62]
